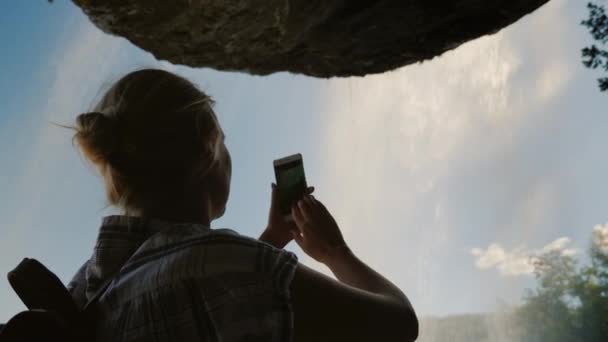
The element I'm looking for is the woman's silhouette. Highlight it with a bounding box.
[66,68,418,342]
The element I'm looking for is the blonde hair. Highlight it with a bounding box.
[64,69,222,215]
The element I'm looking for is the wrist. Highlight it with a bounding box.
[259,227,288,249]
[322,243,352,267]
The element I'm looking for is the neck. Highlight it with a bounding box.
[138,197,212,227]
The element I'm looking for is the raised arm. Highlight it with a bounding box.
[289,195,418,342]
[259,183,314,249]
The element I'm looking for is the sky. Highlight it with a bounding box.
[1,0,607,324]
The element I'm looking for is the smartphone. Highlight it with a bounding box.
[273,153,308,221]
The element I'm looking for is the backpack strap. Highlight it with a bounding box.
[81,273,117,312]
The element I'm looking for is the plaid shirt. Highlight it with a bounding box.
[67,215,299,342]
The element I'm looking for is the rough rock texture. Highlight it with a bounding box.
[73,0,550,78]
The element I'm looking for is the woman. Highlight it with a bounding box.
[66,69,418,342]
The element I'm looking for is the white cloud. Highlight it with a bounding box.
[471,236,577,276]
[472,244,506,269]
[592,223,608,253]
[471,244,534,276]
[561,249,577,257]
[541,237,571,253]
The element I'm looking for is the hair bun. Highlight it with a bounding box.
[75,111,120,163]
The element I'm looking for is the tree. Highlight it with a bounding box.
[517,251,581,342]
[582,2,608,92]
[516,230,608,342]
[572,228,608,340]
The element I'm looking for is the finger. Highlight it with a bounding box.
[298,196,312,211]
[308,195,321,209]
[299,197,310,218]
[292,205,306,228]
[310,197,325,221]
[303,195,316,211]
[297,198,314,222]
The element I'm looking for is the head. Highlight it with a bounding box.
[69,69,231,224]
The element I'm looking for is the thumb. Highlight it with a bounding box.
[269,183,278,209]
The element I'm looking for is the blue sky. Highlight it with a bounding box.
[1,0,607,325]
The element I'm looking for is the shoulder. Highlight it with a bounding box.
[113,227,298,293]
[95,228,300,342]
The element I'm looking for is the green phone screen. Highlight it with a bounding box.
[275,159,307,217]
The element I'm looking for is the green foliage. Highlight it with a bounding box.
[418,230,607,341]
[516,251,580,341]
[516,232,608,342]
[582,2,608,92]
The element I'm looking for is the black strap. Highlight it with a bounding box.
[82,274,116,312]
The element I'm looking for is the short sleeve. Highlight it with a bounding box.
[269,248,299,296]
[254,246,299,342]
[187,238,300,342]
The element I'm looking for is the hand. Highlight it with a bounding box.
[290,195,349,265]
[261,183,314,249]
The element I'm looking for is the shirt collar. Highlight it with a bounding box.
[100,215,211,234]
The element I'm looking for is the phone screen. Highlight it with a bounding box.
[274,156,307,218]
